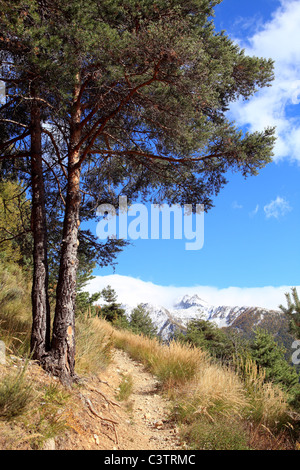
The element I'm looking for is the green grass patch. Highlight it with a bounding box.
[182,415,249,450]
[116,373,134,402]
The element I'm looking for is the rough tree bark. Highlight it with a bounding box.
[30,87,51,359]
[46,79,82,385]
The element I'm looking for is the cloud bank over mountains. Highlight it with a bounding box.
[87,274,298,311]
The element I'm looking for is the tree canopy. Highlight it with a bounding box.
[0,0,276,384]
[176,318,236,361]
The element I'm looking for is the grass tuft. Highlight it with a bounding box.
[116,373,134,402]
[0,363,34,421]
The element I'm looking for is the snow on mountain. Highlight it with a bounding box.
[174,294,209,309]
[123,294,279,340]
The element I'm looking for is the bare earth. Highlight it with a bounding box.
[56,348,183,450]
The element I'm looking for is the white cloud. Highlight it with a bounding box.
[86,274,298,311]
[229,0,300,163]
[232,201,243,209]
[249,204,259,217]
[263,196,292,218]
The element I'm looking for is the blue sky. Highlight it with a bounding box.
[88,0,300,310]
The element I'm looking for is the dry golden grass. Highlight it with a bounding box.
[240,358,289,429]
[0,360,72,449]
[99,319,206,388]
[75,315,114,376]
[0,263,32,356]
[0,298,295,450]
[190,362,248,416]
[96,318,295,449]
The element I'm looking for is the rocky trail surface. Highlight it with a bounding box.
[102,348,182,450]
[55,348,183,450]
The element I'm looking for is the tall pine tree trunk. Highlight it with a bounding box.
[30,90,51,359]
[47,80,82,385]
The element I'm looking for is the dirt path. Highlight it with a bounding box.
[100,348,182,450]
[54,347,183,450]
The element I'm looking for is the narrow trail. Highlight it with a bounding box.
[0,349,185,451]
[100,348,183,450]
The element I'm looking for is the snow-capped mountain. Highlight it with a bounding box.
[174,294,209,310]
[123,294,281,340]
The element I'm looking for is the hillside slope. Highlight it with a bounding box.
[0,349,181,450]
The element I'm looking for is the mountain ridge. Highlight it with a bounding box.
[123,294,284,341]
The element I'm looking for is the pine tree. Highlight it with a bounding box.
[250,329,299,393]
[279,288,300,340]
[129,304,157,338]
[100,286,127,325]
[176,318,235,362]
[1,0,276,384]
